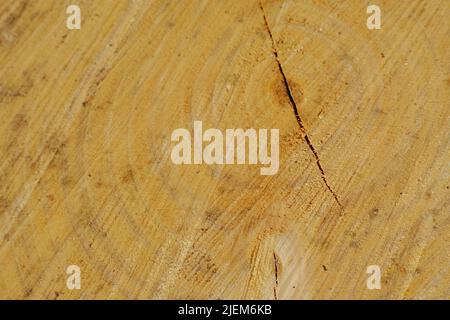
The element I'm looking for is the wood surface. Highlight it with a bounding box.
[0,0,448,299]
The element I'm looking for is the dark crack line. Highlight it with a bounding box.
[273,252,279,300]
[259,2,342,208]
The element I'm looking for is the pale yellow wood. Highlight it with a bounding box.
[0,0,448,299]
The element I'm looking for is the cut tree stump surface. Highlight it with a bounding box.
[0,0,448,299]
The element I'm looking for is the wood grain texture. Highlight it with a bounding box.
[0,0,448,299]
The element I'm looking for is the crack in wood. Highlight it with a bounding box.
[259,2,343,209]
[273,251,279,300]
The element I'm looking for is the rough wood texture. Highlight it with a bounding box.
[0,0,448,299]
